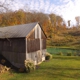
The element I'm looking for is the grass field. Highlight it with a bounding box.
[47,47,80,56]
[0,56,80,80]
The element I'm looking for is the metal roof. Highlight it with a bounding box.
[0,22,38,38]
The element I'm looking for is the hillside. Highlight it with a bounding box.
[47,29,80,49]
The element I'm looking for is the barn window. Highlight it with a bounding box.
[27,39,40,53]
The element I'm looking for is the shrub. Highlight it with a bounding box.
[24,60,35,72]
[0,65,10,73]
[57,52,63,56]
[77,53,80,56]
[4,66,10,71]
[45,52,52,60]
[74,52,77,56]
[67,52,72,56]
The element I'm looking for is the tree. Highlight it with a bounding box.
[68,20,71,27]
[0,0,14,13]
[75,16,80,27]
[0,10,27,27]
[56,16,63,27]
[49,13,56,27]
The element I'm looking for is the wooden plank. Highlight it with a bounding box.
[2,38,26,53]
[27,39,40,53]
[42,39,46,49]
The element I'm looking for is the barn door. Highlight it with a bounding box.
[36,51,42,64]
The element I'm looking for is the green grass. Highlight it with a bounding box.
[47,47,80,56]
[0,56,80,80]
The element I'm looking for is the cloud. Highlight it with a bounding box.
[0,0,25,11]
[61,0,71,3]
[49,0,79,26]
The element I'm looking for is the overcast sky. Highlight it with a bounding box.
[0,0,80,26]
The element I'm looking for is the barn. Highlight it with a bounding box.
[0,22,46,68]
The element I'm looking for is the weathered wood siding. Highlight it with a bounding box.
[1,38,25,53]
[27,24,46,53]
[27,39,40,53]
[0,39,3,53]
[27,30,35,39]
[41,29,46,39]
[26,49,46,65]
[0,38,26,68]
[26,24,46,65]
[42,39,46,49]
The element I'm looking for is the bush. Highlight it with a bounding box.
[74,52,77,56]
[24,60,35,73]
[77,53,80,56]
[57,52,63,56]
[45,52,52,60]
[67,52,72,56]
[0,65,10,73]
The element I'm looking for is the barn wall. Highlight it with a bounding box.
[27,39,40,53]
[0,38,26,68]
[2,38,25,53]
[42,39,46,49]
[27,29,35,39]
[26,49,46,65]
[27,24,46,53]
[0,39,3,53]
[41,29,46,39]
[26,24,46,65]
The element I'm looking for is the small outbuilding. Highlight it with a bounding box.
[0,22,46,68]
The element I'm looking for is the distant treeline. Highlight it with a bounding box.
[0,10,67,36]
[0,10,79,47]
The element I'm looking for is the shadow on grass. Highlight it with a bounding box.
[0,54,27,73]
[52,67,80,71]
[41,67,80,79]
[53,56,80,60]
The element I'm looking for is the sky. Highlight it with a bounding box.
[0,0,80,26]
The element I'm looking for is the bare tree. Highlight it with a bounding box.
[75,16,80,27]
[0,0,14,13]
[68,20,71,27]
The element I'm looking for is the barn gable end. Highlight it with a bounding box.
[26,23,46,65]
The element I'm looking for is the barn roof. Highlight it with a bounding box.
[0,22,39,38]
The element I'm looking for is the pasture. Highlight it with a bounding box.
[0,57,80,80]
[0,47,80,80]
[47,47,80,56]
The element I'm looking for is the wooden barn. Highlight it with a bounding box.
[0,22,46,68]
